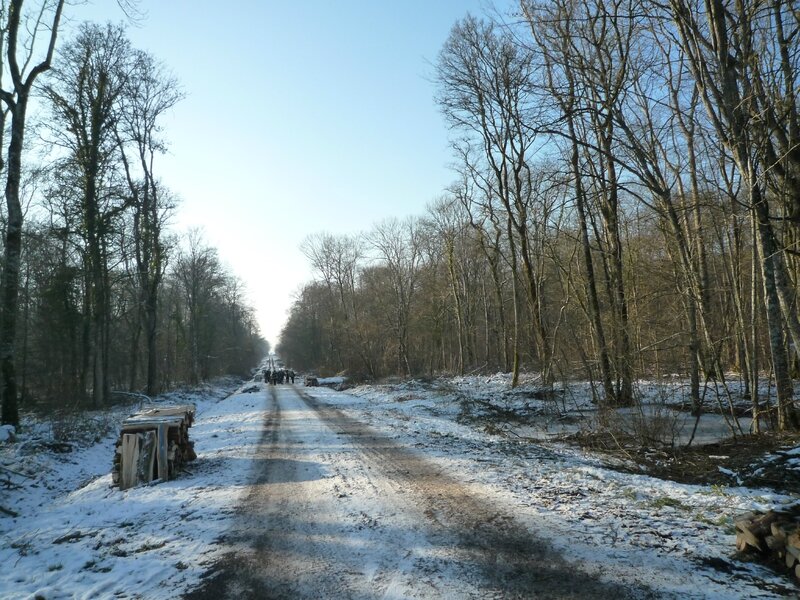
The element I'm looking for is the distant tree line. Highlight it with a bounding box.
[0,4,266,427]
[279,0,800,432]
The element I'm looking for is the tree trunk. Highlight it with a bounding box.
[145,295,158,395]
[566,109,615,406]
[446,237,466,375]
[753,190,800,430]
[0,0,64,425]
[0,101,25,426]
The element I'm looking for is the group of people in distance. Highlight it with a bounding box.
[264,367,295,385]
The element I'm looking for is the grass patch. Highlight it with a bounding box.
[649,496,689,511]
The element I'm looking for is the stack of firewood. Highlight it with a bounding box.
[112,405,196,489]
[735,508,800,583]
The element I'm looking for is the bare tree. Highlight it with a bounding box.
[524,0,635,405]
[428,196,471,374]
[301,231,375,377]
[116,49,182,395]
[42,22,137,406]
[453,171,512,372]
[172,230,225,383]
[668,0,800,430]
[368,218,423,376]
[437,15,553,386]
[0,0,65,426]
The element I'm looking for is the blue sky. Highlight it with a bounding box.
[66,1,511,347]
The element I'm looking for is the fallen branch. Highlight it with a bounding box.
[0,464,32,479]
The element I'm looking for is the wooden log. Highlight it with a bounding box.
[138,405,195,426]
[788,530,800,549]
[114,405,197,487]
[735,514,763,551]
[765,535,784,552]
[157,423,168,481]
[185,439,197,461]
[737,526,763,551]
[121,415,184,431]
[771,521,794,540]
[137,430,156,483]
[138,404,195,418]
[753,511,781,532]
[736,533,748,551]
[735,511,783,552]
[787,540,800,559]
[786,540,800,569]
[120,433,140,490]
[734,511,758,527]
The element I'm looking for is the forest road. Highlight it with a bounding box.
[184,385,654,599]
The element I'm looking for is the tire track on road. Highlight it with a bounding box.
[296,387,654,599]
[186,385,655,599]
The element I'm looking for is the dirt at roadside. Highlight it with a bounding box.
[454,388,800,494]
[571,430,800,494]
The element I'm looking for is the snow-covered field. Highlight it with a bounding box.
[0,379,260,599]
[1,374,798,598]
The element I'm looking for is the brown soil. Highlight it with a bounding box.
[574,429,800,494]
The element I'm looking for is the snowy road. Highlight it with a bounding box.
[185,385,649,599]
[2,377,795,598]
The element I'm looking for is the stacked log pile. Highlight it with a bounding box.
[112,405,196,490]
[735,507,800,583]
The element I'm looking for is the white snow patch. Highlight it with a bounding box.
[1,375,797,598]
[0,379,266,599]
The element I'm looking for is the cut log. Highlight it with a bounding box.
[786,542,800,561]
[734,511,758,527]
[121,415,185,431]
[120,434,140,490]
[736,526,763,551]
[138,404,195,420]
[786,539,800,569]
[137,430,156,483]
[753,511,781,532]
[735,511,784,552]
[735,515,763,551]
[735,508,800,585]
[788,530,800,550]
[186,440,197,461]
[736,533,747,552]
[157,423,168,481]
[112,404,197,488]
[765,535,784,552]
[770,521,794,541]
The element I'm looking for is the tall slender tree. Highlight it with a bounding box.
[0,0,65,426]
[43,23,137,406]
[437,16,552,386]
[116,50,182,396]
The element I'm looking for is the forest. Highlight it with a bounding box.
[0,3,267,428]
[278,0,800,433]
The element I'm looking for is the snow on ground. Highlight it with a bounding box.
[1,373,798,598]
[329,375,800,597]
[0,378,266,600]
